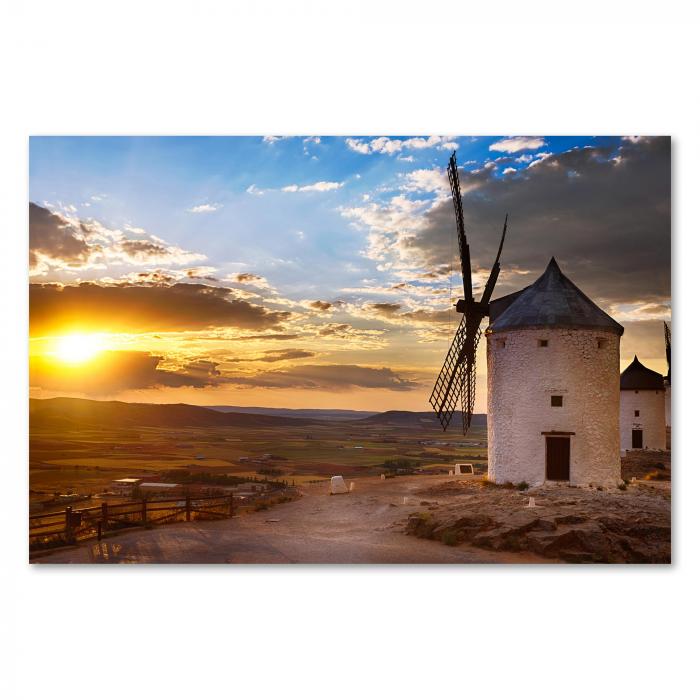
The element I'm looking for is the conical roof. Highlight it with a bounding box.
[620,355,665,390]
[488,258,624,335]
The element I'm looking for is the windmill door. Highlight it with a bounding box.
[546,436,570,481]
[632,429,643,449]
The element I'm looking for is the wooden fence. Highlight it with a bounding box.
[29,494,237,552]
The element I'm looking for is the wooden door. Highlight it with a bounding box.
[546,436,570,481]
[632,429,643,449]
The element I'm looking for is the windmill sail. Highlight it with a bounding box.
[430,152,508,434]
[429,315,468,430]
[460,325,482,433]
[448,152,472,302]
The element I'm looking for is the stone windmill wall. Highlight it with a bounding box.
[486,258,623,488]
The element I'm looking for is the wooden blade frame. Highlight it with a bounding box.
[430,153,508,434]
[448,151,472,302]
[429,316,468,430]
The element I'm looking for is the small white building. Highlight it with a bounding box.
[619,356,666,451]
[486,258,623,487]
[111,478,141,495]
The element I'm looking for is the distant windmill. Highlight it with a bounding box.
[664,321,671,385]
[429,152,508,434]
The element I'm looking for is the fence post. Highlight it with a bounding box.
[65,505,73,541]
[186,494,191,522]
[229,493,234,517]
[101,502,109,531]
[97,521,102,541]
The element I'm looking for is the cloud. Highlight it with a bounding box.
[30,282,291,335]
[184,266,218,281]
[246,184,265,196]
[401,168,450,195]
[187,203,221,213]
[30,351,219,394]
[489,136,546,153]
[303,300,334,313]
[227,364,418,391]
[346,136,457,156]
[282,181,343,193]
[29,202,93,273]
[349,137,671,310]
[29,203,205,275]
[262,136,290,143]
[229,272,273,290]
[228,349,316,364]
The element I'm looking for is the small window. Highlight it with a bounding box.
[538,339,548,347]
[496,339,506,349]
[634,410,640,417]
[551,395,563,407]
[597,338,607,349]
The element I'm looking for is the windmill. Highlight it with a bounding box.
[429,152,508,434]
[664,321,671,385]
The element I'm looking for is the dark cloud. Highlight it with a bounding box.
[29,203,93,269]
[308,300,333,311]
[369,302,402,316]
[259,349,315,362]
[29,282,291,334]
[30,351,218,394]
[227,364,418,391]
[118,239,171,259]
[226,349,316,363]
[362,302,454,325]
[236,333,300,341]
[409,137,671,306]
[29,202,204,272]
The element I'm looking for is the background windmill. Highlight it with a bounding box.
[429,152,508,434]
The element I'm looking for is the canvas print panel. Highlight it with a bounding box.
[28,135,671,563]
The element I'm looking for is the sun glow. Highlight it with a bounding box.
[54,334,105,364]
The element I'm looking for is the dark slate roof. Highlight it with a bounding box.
[620,355,665,390]
[488,257,624,335]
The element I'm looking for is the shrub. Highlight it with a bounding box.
[644,470,671,482]
[516,481,529,491]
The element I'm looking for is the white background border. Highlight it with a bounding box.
[2,2,698,699]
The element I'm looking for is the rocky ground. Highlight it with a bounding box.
[405,451,671,563]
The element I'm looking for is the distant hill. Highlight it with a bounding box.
[206,406,378,421]
[29,397,316,430]
[354,410,487,429]
[29,397,486,432]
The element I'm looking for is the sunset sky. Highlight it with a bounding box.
[29,135,671,412]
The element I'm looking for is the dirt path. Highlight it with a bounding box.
[33,475,548,564]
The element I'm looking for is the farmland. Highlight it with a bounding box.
[29,398,487,507]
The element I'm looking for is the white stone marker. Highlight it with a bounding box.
[402,496,408,505]
[349,481,355,491]
[330,475,349,494]
[526,497,536,508]
[380,474,386,481]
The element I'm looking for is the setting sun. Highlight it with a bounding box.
[54,334,104,364]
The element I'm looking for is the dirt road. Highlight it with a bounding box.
[34,475,546,564]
